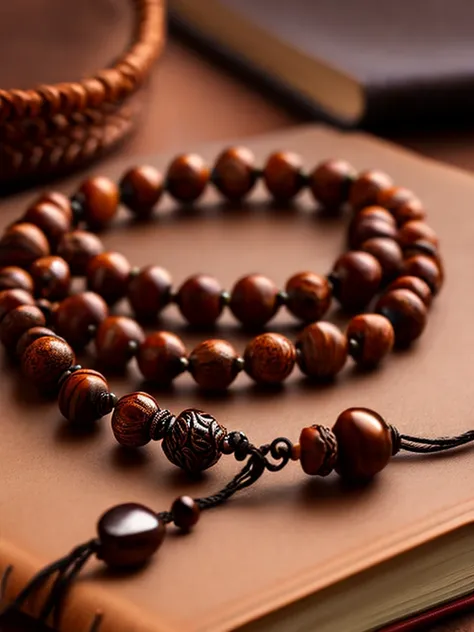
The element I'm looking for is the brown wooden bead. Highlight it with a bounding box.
[95,316,145,368]
[97,503,165,568]
[0,305,46,349]
[57,230,104,276]
[86,252,131,305]
[354,206,397,227]
[263,151,304,201]
[21,336,75,389]
[30,256,71,300]
[212,146,257,200]
[189,339,240,390]
[331,251,382,311]
[120,165,164,217]
[398,221,438,248]
[171,496,200,530]
[285,272,332,322]
[59,368,115,425]
[333,408,393,480]
[244,333,296,385]
[404,255,443,295]
[79,176,119,229]
[360,237,404,281]
[0,267,33,293]
[230,274,280,328]
[0,288,35,322]
[16,326,60,358]
[137,331,187,383]
[111,392,160,447]
[347,314,395,367]
[349,216,397,249]
[166,154,209,202]
[376,186,417,214]
[349,170,393,211]
[128,266,172,321]
[386,275,432,308]
[299,425,338,476]
[53,291,108,348]
[296,322,348,379]
[176,274,224,327]
[0,223,50,268]
[375,288,427,347]
[23,201,71,247]
[308,159,356,208]
[35,191,73,222]
[394,198,427,225]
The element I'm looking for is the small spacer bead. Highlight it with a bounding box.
[220,290,231,306]
[221,430,249,456]
[149,408,176,442]
[171,496,200,530]
[58,364,83,388]
[70,193,85,224]
[276,290,288,306]
[234,356,245,372]
[291,443,301,461]
[348,337,362,360]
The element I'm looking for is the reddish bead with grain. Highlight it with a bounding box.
[23,201,71,247]
[354,206,396,227]
[404,255,443,295]
[360,237,404,281]
[212,147,257,200]
[16,326,60,359]
[53,291,108,348]
[376,288,427,347]
[308,159,356,209]
[299,425,338,476]
[331,251,382,311]
[79,176,119,229]
[0,305,46,349]
[56,230,104,275]
[86,252,131,305]
[137,331,187,383]
[128,266,172,321]
[21,335,75,389]
[296,322,348,379]
[95,316,145,368]
[0,267,33,293]
[263,151,304,201]
[35,191,73,222]
[394,198,427,225]
[30,256,71,300]
[189,339,240,390]
[386,275,432,308]
[176,274,224,327]
[120,165,163,216]
[347,314,395,367]
[285,272,332,322]
[0,223,50,268]
[244,333,296,385]
[166,154,209,202]
[59,368,115,425]
[349,171,393,210]
[0,289,35,322]
[376,186,417,215]
[230,274,280,328]
[349,215,397,249]
[111,391,160,447]
[398,221,438,248]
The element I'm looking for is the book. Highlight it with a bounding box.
[1,124,474,632]
[169,0,474,130]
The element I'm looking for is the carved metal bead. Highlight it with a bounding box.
[299,424,338,476]
[161,409,226,474]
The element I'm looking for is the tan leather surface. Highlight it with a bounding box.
[1,124,474,632]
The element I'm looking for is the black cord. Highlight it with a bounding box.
[397,429,474,454]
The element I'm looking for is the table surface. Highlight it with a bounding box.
[3,35,474,632]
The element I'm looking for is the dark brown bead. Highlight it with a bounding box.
[86,252,131,305]
[23,201,71,247]
[398,221,438,248]
[299,425,338,476]
[176,274,224,327]
[230,274,280,328]
[386,275,432,308]
[0,305,46,349]
[171,496,201,530]
[59,368,115,425]
[285,272,332,323]
[162,408,226,473]
[127,266,172,321]
[404,255,443,295]
[0,288,35,322]
[53,291,108,348]
[354,206,396,226]
[333,408,393,480]
[212,146,257,200]
[349,216,397,249]
[137,331,187,383]
[97,503,165,568]
[349,171,393,211]
[189,339,240,390]
[0,267,33,293]
[244,333,296,384]
[394,198,427,225]
[111,392,160,447]
[95,316,145,368]
[79,176,119,229]
[35,298,54,324]
[30,256,71,300]
[331,251,382,311]
[347,314,395,367]
[375,288,427,347]
[56,230,104,276]
[35,191,73,222]
[296,322,348,379]
[308,159,356,209]
[376,186,417,215]
[0,223,50,268]
[263,151,304,201]
[166,154,209,202]
[120,165,163,217]
[16,326,60,358]
[21,336,75,389]
[360,237,404,281]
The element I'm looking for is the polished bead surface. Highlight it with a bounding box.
[285,272,332,322]
[57,230,104,276]
[360,237,404,281]
[189,339,240,390]
[333,408,393,480]
[0,223,50,268]
[394,198,427,225]
[16,326,60,358]
[21,336,75,389]
[0,305,46,349]
[404,255,443,295]
[23,201,71,247]
[299,425,338,476]
[0,289,35,322]
[111,392,160,447]
[347,314,395,367]
[349,216,397,249]
[263,151,304,201]
[97,503,165,568]
[176,274,224,327]
[79,176,119,228]
[120,165,163,216]
[331,251,382,311]
[35,191,73,222]
[0,267,34,293]
[128,265,172,321]
[376,186,416,215]
[137,331,187,383]
[87,252,131,305]
[398,221,439,248]
[386,275,432,308]
[244,333,296,384]
[30,256,71,300]
[95,316,145,368]
[349,171,393,210]
[212,146,257,200]
[296,322,348,379]
[166,154,209,202]
[353,206,396,227]
[59,368,114,425]
[308,159,356,208]
[230,274,280,328]
[53,291,108,348]
[375,288,427,347]
[171,496,201,530]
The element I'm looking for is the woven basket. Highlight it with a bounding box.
[0,0,164,190]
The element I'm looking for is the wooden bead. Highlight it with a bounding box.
[386,275,432,308]
[35,191,73,222]
[166,154,209,202]
[285,272,332,322]
[331,251,382,311]
[394,198,427,225]
[354,206,396,226]
[212,146,257,200]
[308,159,356,209]
[347,314,395,367]
[404,255,443,295]
[349,216,397,249]
[53,291,108,348]
[349,170,393,211]
[189,339,240,390]
[57,230,104,275]
[0,288,35,322]
[86,252,131,305]
[137,331,187,383]
[0,223,50,268]
[244,333,296,385]
[171,496,200,530]
[376,186,417,214]
[230,274,280,328]
[120,165,163,217]
[21,336,75,389]
[111,392,160,447]
[296,322,347,379]
[30,256,71,300]
[398,221,438,248]
[79,176,119,228]
[263,151,304,201]
[59,368,115,425]
[299,425,338,476]
[333,408,393,480]
[95,316,145,368]
[375,289,427,347]
[16,326,60,358]
[360,237,404,281]
[0,267,33,293]
[128,266,172,321]
[23,201,71,247]
[97,503,165,568]
[176,274,224,327]
[0,305,46,349]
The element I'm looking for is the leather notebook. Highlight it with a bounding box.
[1,125,474,632]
